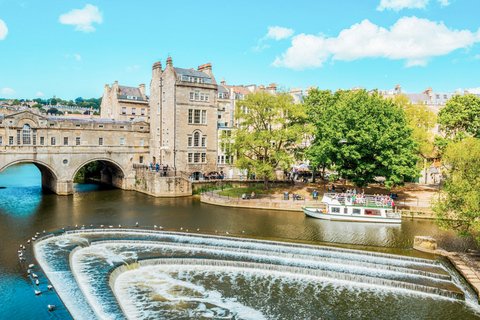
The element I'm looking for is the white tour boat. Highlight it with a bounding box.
[302,193,401,223]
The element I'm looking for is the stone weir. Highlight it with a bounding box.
[414,236,480,302]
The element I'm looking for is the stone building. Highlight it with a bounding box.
[100,81,149,122]
[149,58,219,178]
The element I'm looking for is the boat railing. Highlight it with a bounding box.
[323,193,394,209]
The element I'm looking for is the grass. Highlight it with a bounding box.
[217,186,277,197]
[193,183,233,195]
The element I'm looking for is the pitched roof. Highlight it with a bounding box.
[118,86,142,98]
[173,67,211,79]
[218,85,228,93]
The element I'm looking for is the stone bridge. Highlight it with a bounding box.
[0,110,190,196]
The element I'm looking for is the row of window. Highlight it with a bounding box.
[188,152,207,163]
[180,75,212,84]
[189,91,210,102]
[187,131,206,147]
[188,109,207,124]
[217,155,234,164]
[121,107,146,116]
[0,135,143,147]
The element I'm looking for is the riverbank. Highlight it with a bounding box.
[201,187,436,218]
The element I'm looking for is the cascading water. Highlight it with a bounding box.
[35,229,480,319]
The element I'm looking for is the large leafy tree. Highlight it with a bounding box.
[393,95,436,183]
[438,94,480,138]
[432,138,480,242]
[232,91,310,189]
[306,89,419,190]
[304,89,341,180]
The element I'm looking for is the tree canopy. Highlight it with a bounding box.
[432,138,480,242]
[305,89,419,189]
[231,91,311,189]
[438,94,480,139]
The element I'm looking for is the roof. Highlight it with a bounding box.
[46,116,135,124]
[405,93,429,103]
[218,85,228,94]
[173,67,211,79]
[118,86,142,98]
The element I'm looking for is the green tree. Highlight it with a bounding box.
[11,99,21,106]
[32,104,43,108]
[438,94,480,138]
[304,89,340,181]
[231,91,311,189]
[432,138,480,242]
[47,108,58,114]
[307,89,419,190]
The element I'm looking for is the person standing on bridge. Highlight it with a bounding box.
[156,163,159,172]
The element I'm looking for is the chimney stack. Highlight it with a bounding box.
[166,57,173,68]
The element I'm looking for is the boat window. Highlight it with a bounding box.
[365,209,382,216]
[353,209,361,215]
[344,208,348,214]
[331,207,340,213]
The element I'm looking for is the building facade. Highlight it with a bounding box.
[100,81,149,122]
[149,58,219,177]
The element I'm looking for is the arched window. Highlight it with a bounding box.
[194,131,200,147]
[22,124,31,145]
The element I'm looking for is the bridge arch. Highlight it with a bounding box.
[0,159,60,193]
[71,158,127,189]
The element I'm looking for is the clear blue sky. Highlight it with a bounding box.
[0,0,479,100]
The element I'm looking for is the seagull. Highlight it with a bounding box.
[31,237,36,241]
[75,224,78,228]
[90,224,93,227]
[109,225,113,228]
[197,228,200,232]
[100,225,104,228]
[118,225,121,228]
[35,279,39,286]
[215,230,218,233]
[32,273,38,278]
[43,230,46,233]
[226,232,229,235]
[159,226,163,230]
[186,229,188,232]
[242,231,245,234]
[27,269,31,274]
[27,240,30,244]
[35,290,41,295]
[154,225,157,229]
[29,264,34,268]
[47,285,53,291]
[180,227,183,230]
[47,304,55,311]
[135,222,139,227]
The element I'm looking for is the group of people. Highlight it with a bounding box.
[242,191,255,200]
[149,162,169,176]
[330,186,396,208]
[204,171,224,180]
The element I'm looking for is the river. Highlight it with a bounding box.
[1,164,479,319]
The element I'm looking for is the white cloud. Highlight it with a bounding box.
[126,65,140,71]
[474,54,480,60]
[59,4,103,33]
[36,91,44,97]
[1,88,16,95]
[264,26,295,40]
[273,17,480,70]
[74,54,82,61]
[466,87,480,94]
[377,0,449,11]
[0,19,8,40]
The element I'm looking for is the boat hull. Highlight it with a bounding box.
[302,207,401,224]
